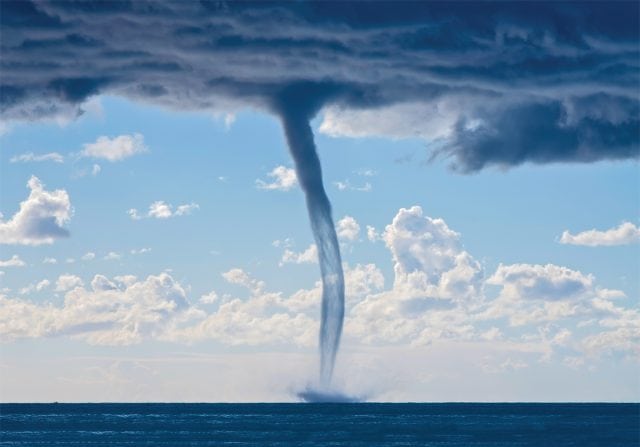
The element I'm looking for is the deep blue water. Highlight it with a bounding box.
[0,403,638,446]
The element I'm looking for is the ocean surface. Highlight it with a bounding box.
[0,403,638,446]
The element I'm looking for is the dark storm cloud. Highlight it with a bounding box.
[1,0,638,171]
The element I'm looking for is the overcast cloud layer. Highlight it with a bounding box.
[1,1,638,171]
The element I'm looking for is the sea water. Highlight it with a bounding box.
[0,403,638,446]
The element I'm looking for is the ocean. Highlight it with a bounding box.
[0,403,638,446]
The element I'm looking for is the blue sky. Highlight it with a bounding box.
[1,96,638,402]
[0,1,638,402]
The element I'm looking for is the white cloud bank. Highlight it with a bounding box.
[1,273,193,345]
[0,176,72,246]
[2,207,637,369]
[80,133,147,162]
[560,222,640,246]
[256,166,297,191]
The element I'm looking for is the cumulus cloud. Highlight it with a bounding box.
[10,152,64,163]
[487,264,595,301]
[19,279,50,295]
[481,263,626,327]
[81,252,96,261]
[337,216,360,241]
[2,2,636,171]
[560,222,640,247]
[281,244,318,265]
[55,274,83,292]
[0,176,72,246]
[148,201,172,219]
[1,273,192,345]
[200,290,218,304]
[0,205,637,363]
[80,134,147,162]
[366,225,380,242]
[129,201,199,220]
[382,206,482,302]
[256,166,297,191]
[222,268,265,295]
[42,257,57,265]
[0,255,26,268]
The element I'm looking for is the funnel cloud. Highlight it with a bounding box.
[274,87,345,387]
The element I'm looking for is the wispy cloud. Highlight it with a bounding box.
[129,201,199,220]
[334,180,371,192]
[10,152,64,163]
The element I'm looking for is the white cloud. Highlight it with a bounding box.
[0,205,637,366]
[130,248,151,255]
[130,201,199,220]
[175,203,199,216]
[80,133,147,162]
[104,252,121,261]
[200,290,218,304]
[223,113,236,129]
[319,100,459,141]
[1,273,192,345]
[19,279,50,295]
[481,263,627,327]
[148,201,172,219]
[560,222,640,246]
[333,180,372,192]
[0,176,72,246]
[10,152,64,163]
[0,255,26,268]
[81,252,96,261]
[43,257,58,265]
[55,274,83,292]
[127,209,142,220]
[337,215,360,241]
[381,206,482,302]
[272,238,293,248]
[65,258,75,264]
[92,164,101,176]
[280,244,318,265]
[256,166,297,191]
[222,268,265,295]
[487,263,594,302]
[355,168,377,177]
[366,225,380,242]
